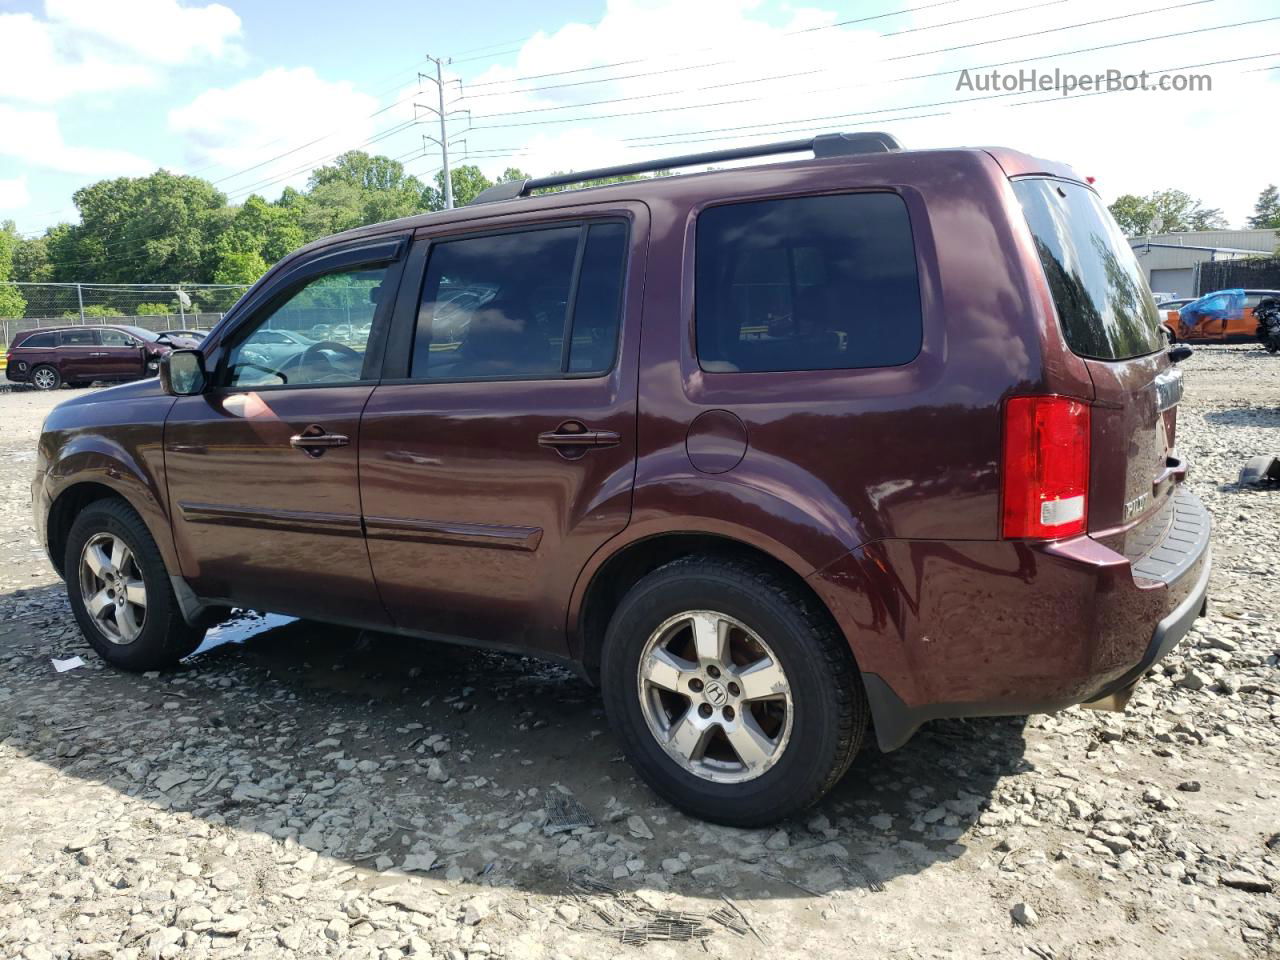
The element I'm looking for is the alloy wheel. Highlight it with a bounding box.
[636,610,793,784]
[78,532,147,644]
[33,368,57,389]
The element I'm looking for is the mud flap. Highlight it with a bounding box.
[1080,680,1138,713]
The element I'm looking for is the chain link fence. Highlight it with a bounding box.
[0,283,251,348]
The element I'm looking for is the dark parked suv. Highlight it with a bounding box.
[32,133,1210,825]
[6,324,196,389]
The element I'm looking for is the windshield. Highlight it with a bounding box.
[119,325,160,342]
[1013,178,1164,361]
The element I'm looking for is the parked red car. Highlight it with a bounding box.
[32,133,1209,825]
[5,325,197,390]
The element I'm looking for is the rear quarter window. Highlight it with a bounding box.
[1014,178,1163,361]
[18,332,57,348]
[695,192,923,373]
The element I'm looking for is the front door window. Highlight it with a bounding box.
[224,266,391,388]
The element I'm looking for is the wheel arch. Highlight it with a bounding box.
[570,528,855,685]
[44,438,177,580]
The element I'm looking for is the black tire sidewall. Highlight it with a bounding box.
[602,565,851,826]
[64,500,201,670]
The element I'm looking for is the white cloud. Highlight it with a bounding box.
[45,0,242,66]
[168,67,381,198]
[0,1,242,105]
[0,175,31,211]
[0,105,150,176]
[444,0,1280,226]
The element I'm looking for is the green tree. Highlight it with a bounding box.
[304,151,425,235]
[1108,189,1224,236]
[0,222,27,318]
[423,164,493,210]
[11,233,52,283]
[62,170,227,284]
[135,301,175,316]
[1248,185,1280,229]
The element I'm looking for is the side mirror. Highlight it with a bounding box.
[160,349,206,396]
[1168,344,1193,364]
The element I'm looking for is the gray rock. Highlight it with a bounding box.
[1011,902,1038,927]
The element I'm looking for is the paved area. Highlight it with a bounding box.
[0,347,1277,959]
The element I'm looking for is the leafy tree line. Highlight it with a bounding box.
[1108,185,1280,236]
[0,153,532,295]
[0,154,672,319]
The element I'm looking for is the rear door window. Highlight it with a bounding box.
[1013,178,1163,360]
[60,329,100,346]
[695,192,923,373]
[410,220,628,380]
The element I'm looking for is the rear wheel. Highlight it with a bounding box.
[601,557,867,826]
[65,499,205,670]
[31,365,60,390]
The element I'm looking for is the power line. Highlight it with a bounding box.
[459,0,963,90]
[613,49,1278,151]
[625,12,1280,143]
[462,0,1217,132]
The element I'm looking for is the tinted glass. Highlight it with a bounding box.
[21,333,56,348]
[569,222,628,374]
[1014,178,1163,360]
[695,193,922,373]
[60,329,100,346]
[120,325,159,341]
[411,222,627,380]
[225,265,389,388]
[99,329,135,347]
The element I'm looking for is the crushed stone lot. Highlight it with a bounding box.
[0,346,1277,960]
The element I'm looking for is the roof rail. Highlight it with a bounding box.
[468,131,903,205]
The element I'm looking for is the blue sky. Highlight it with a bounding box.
[3,0,1279,240]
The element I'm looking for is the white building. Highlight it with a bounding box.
[1129,229,1280,298]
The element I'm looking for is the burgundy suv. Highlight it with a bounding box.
[32,134,1210,825]
[6,324,195,390]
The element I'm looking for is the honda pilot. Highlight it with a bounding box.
[32,133,1210,825]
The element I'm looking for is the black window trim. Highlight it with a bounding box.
[691,188,925,375]
[206,235,408,393]
[383,215,632,386]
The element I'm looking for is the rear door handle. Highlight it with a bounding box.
[290,424,350,458]
[537,421,621,459]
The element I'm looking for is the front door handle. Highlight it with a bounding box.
[290,424,350,458]
[537,421,621,459]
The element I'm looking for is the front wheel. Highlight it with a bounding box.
[65,499,205,670]
[601,558,867,826]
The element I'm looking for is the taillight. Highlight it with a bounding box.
[1001,395,1090,539]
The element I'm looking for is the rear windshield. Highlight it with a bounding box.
[1013,178,1163,360]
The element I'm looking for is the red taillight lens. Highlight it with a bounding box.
[1001,395,1090,539]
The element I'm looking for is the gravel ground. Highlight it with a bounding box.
[1,346,1277,960]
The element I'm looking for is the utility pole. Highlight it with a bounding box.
[418,55,469,210]
[433,55,452,209]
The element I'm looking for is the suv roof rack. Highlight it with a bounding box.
[468,131,903,205]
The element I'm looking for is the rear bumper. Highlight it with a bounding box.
[809,488,1211,751]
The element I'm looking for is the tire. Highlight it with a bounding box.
[31,365,61,390]
[64,499,205,671]
[601,557,867,826]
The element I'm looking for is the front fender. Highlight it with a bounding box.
[42,397,177,574]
